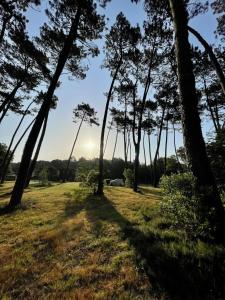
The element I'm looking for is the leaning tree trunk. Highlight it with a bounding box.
[24,115,49,188]
[188,25,225,97]
[97,58,122,195]
[63,115,84,183]
[104,121,113,156]
[8,6,82,209]
[112,128,119,160]
[0,81,23,123]
[0,118,36,184]
[0,100,34,180]
[169,0,225,242]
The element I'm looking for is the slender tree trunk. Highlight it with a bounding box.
[0,82,23,123]
[169,0,225,242]
[143,130,147,167]
[103,121,113,156]
[97,58,122,195]
[164,118,169,174]
[112,128,119,160]
[188,25,225,97]
[148,132,153,184]
[172,122,182,168]
[133,45,156,192]
[0,118,36,184]
[129,131,132,163]
[0,100,34,180]
[123,127,128,167]
[133,144,140,192]
[24,115,49,188]
[8,6,82,208]
[63,116,84,183]
[153,103,167,187]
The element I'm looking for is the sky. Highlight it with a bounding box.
[0,0,219,163]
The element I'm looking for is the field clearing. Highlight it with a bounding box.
[0,182,224,299]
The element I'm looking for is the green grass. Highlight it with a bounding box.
[0,182,225,299]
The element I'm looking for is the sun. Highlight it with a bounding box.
[84,140,96,151]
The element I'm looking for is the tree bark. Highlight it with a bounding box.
[24,115,48,188]
[169,0,225,242]
[8,6,82,208]
[188,25,225,97]
[63,115,84,183]
[97,58,122,195]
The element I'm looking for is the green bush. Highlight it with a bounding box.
[38,168,49,186]
[85,170,99,194]
[160,172,211,239]
[123,168,134,188]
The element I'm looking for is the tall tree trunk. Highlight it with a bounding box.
[188,25,225,97]
[0,100,34,180]
[0,118,36,184]
[169,0,225,242]
[148,132,153,184]
[103,121,113,156]
[164,118,169,174]
[63,115,84,183]
[172,122,182,168]
[133,44,156,192]
[112,128,119,160]
[143,130,147,167]
[97,58,122,195]
[24,115,49,188]
[153,103,167,187]
[8,6,82,209]
[123,127,128,167]
[133,144,140,192]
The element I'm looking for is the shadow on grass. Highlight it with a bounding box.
[64,191,225,300]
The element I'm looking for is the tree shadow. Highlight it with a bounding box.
[75,193,225,300]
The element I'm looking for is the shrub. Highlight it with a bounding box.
[85,170,99,194]
[123,168,134,188]
[38,168,49,186]
[160,172,212,240]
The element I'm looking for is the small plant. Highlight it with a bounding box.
[86,170,99,194]
[123,168,134,188]
[160,172,212,240]
[38,168,49,186]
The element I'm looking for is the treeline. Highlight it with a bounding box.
[9,155,183,185]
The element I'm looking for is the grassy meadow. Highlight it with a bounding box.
[0,182,225,299]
